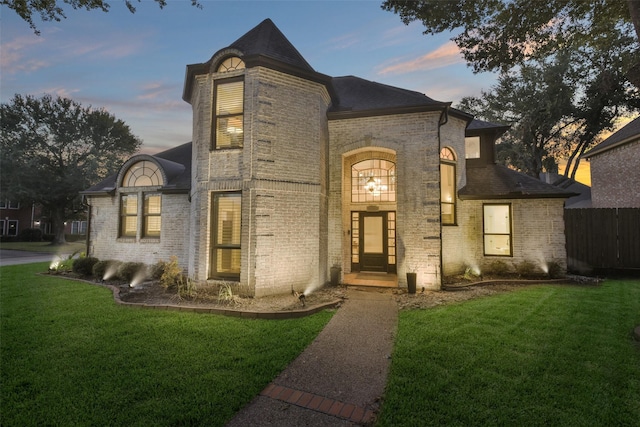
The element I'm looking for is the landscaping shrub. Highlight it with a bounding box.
[149,260,166,280]
[72,257,99,276]
[547,260,564,278]
[160,256,184,289]
[484,260,510,276]
[18,228,43,242]
[515,260,538,277]
[117,262,146,283]
[93,260,122,281]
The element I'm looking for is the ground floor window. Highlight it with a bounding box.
[483,204,512,256]
[211,192,241,279]
[120,193,162,239]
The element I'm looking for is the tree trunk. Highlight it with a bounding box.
[50,206,67,245]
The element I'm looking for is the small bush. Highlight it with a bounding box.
[484,260,510,276]
[93,260,116,280]
[547,260,564,278]
[218,283,237,305]
[117,262,146,283]
[149,260,166,280]
[516,260,538,277]
[73,257,99,276]
[160,256,184,289]
[19,228,43,242]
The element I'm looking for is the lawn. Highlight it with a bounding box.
[0,263,333,426]
[377,280,640,426]
[0,240,86,254]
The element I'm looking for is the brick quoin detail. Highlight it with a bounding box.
[260,383,374,424]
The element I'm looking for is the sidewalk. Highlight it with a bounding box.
[226,287,398,426]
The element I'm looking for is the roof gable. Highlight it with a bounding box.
[584,116,640,158]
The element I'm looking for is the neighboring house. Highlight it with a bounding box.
[0,199,28,238]
[540,173,591,209]
[82,19,574,297]
[583,116,640,208]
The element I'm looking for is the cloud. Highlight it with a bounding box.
[377,41,464,76]
[0,34,49,73]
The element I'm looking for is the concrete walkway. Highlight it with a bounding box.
[226,287,398,426]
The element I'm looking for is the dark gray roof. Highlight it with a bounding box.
[82,142,192,195]
[583,116,640,158]
[467,118,510,133]
[459,164,576,199]
[327,75,468,120]
[229,18,314,71]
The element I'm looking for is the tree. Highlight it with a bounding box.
[382,0,640,87]
[0,94,141,245]
[457,47,639,179]
[1,0,201,35]
[457,53,576,177]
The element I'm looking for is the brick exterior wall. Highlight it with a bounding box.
[187,65,331,296]
[442,198,567,276]
[87,192,189,268]
[590,139,640,208]
[328,113,468,290]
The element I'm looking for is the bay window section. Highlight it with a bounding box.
[483,204,512,256]
[120,194,138,237]
[211,192,242,279]
[213,78,244,149]
[143,194,162,237]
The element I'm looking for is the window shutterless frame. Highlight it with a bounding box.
[482,203,512,256]
[210,192,242,279]
[212,77,244,150]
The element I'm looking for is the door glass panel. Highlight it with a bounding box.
[363,216,383,253]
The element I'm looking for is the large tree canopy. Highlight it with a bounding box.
[382,0,640,86]
[1,0,200,34]
[0,94,141,244]
[457,46,638,179]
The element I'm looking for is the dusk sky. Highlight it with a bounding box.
[0,1,498,154]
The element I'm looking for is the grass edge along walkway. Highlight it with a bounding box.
[0,262,334,426]
[377,280,640,426]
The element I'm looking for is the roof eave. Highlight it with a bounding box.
[458,192,577,200]
[582,136,638,159]
[328,103,451,120]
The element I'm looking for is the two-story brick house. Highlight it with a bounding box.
[83,19,573,296]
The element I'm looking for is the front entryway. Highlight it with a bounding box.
[351,211,396,273]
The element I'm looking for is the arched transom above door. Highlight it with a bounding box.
[351,158,396,202]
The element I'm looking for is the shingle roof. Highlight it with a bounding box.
[467,118,510,133]
[229,18,314,71]
[82,142,192,195]
[583,116,640,158]
[459,164,576,199]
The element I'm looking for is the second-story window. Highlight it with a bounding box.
[213,78,244,149]
[440,147,457,225]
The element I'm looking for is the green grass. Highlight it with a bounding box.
[377,281,640,426]
[0,240,86,254]
[1,263,333,426]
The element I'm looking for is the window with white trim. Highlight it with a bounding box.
[483,204,512,256]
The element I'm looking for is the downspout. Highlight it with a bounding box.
[436,106,449,289]
[85,202,92,256]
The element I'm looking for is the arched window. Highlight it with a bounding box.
[119,160,162,238]
[217,57,245,73]
[440,147,456,225]
[351,159,396,202]
[122,161,162,187]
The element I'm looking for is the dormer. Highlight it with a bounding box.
[465,119,510,167]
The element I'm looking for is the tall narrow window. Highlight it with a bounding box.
[212,193,242,279]
[144,194,161,237]
[483,204,512,256]
[440,147,456,225]
[120,194,138,237]
[214,78,244,149]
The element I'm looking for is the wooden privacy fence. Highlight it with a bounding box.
[564,208,640,272]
